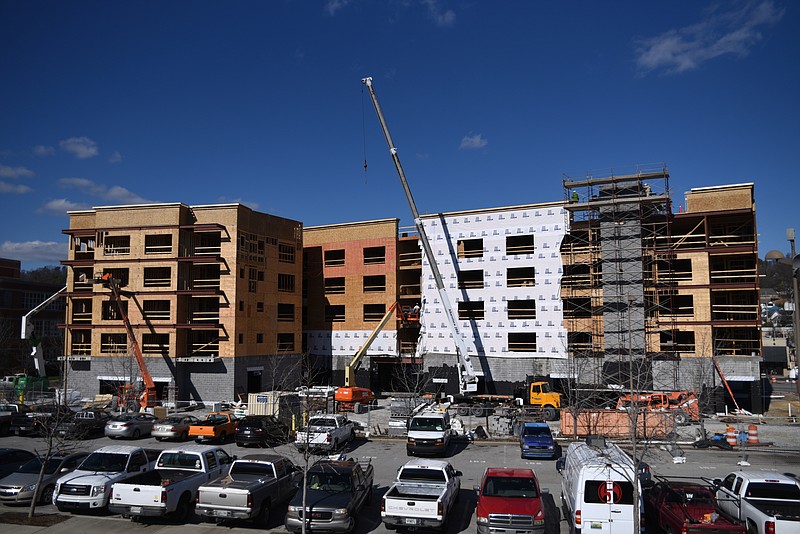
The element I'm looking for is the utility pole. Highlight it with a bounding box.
[788,228,800,396]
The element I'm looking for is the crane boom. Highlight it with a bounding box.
[20,285,67,377]
[361,76,478,395]
[99,274,157,408]
[345,302,401,387]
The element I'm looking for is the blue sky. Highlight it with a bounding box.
[1,1,797,270]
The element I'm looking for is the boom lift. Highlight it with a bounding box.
[336,302,406,411]
[96,273,157,411]
[362,77,478,396]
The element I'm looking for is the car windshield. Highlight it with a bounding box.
[522,426,550,437]
[231,462,274,477]
[157,452,202,470]
[308,472,350,492]
[17,457,63,475]
[409,417,444,431]
[482,476,539,498]
[79,452,127,472]
[111,414,134,422]
[161,415,185,424]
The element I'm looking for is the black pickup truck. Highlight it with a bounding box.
[284,457,374,533]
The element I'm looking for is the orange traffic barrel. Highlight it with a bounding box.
[726,425,737,447]
[747,424,759,444]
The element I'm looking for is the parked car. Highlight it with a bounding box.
[189,412,239,444]
[0,451,90,505]
[644,479,745,534]
[57,409,111,439]
[235,415,290,447]
[151,414,201,441]
[519,422,559,460]
[10,404,75,437]
[105,413,158,439]
[0,448,36,479]
[474,467,546,534]
[381,458,461,531]
[714,470,800,534]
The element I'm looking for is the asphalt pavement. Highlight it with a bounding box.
[1,398,799,534]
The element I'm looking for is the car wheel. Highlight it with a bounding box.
[255,501,271,527]
[543,406,557,421]
[155,436,164,441]
[180,430,188,441]
[218,431,227,444]
[133,429,141,439]
[236,442,244,448]
[173,493,192,523]
[39,484,55,505]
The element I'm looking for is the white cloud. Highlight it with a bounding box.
[58,177,154,204]
[32,145,56,157]
[422,0,455,27]
[59,136,99,159]
[325,0,352,15]
[216,196,260,210]
[38,198,90,214]
[459,133,488,150]
[0,240,67,263]
[109,151,123,163]
[635,0,785,75]
[0,164,35,178]
[0,181,32,194]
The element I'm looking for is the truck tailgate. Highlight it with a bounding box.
[111,483,163,509]
[198,485,250,509]
[384,486,440,518]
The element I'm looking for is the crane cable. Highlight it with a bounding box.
[361,83,368,183]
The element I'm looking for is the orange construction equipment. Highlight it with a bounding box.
[615,391,700,424]
[97,273,158,411]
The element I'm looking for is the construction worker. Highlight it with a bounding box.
[571,190,579,202]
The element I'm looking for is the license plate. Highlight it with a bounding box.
[405,518,418,525]
[130,506,142,514]
[213,510,230,517]
[590,522,602,529]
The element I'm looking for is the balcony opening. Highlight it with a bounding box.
[457,238,483,259]
[364,303,386,322]
[363,246,386,264]
[277,333,295,352]
[660,330,695,353]
[508,332,537,352]
[70,329,91,356]
[101,333,128,354]
[324,249,345,267]
[144,267,171,288]
[278,303,295,322]
[142,300,170,321]
[278,273,295,292]
[279,243,296,263]
[71,299,93,323]
[507,300,536,319]
[363,275,386,292]
[324,277,345,294]
[194,232,222,255]
[325,305,346,323]
[659,294,694,316]
[104,235,130,256]
[564,297,592,318]
[142,333,169,355]
[145,234,172,255]
[190,265,219,289]
[191,297,220,323]
[458,269,484,290]
[458,301,484,320]
[102,268,129,287]
[506,235,535,255]
[507,267,535,287]
[102,300,127,321]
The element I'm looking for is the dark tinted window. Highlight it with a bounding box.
[746,483,800,500]
[584,480,634,504]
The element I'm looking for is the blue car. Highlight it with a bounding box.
[519,422,558,460]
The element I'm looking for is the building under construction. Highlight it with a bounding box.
[559,164,761,410]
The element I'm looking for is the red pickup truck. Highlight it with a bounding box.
[474,467,546,534]
[645,480,745,534]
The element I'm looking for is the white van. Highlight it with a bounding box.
[558,439,641,534]
[406,409,452,457]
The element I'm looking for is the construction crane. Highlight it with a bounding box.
[361,76,478,396]
[96,273,158,411]
[20,285,66,377]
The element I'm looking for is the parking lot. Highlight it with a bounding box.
[1,400,800,533]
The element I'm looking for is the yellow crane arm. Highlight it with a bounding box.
[344,302,401,387]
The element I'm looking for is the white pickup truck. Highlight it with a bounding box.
[54,445,160,512]
[108,444,234,521]
[714,470,800,534]
[381,458,462,531]
[294,414,355,453]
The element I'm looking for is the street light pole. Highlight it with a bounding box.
[788,229,800,396]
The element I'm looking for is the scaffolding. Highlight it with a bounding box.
[561,164,676,389]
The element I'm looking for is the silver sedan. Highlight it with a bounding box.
[151,414,201,441]
[104,413,158,439]
[0,451,89,504]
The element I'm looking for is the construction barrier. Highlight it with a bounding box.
[747,424,759,444]
[726,425,737,447]
[559,409,674,438]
